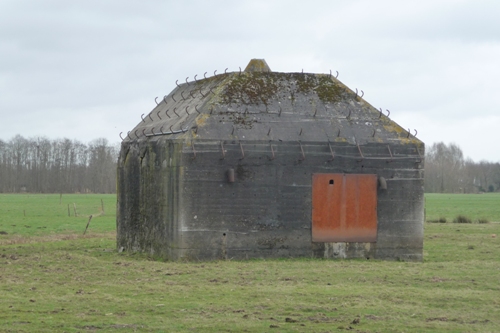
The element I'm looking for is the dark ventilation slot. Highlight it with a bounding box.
[329,179,334,185]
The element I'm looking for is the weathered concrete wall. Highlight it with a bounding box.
[117,137,424,261]
[117,140,184,258]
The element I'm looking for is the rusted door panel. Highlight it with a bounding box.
[312,174,377,242]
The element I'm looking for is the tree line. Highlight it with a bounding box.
[0,135,118,193]
[1,136,498,194]
[425,142,500,193]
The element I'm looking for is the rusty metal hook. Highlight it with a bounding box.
[267,128,271,136]
[163,95,168,104]
[169,125,174,133]
[155,97,159,105]
[119,132,124,140]
[407,128,411,138]
[239,67,242,75]
[189,90,196,98]
[127,131,132,140]
[192,142,196,159]
[209,87,215,94]
[204,72,207,79]
[360,90,364,98]
[270,142,275,160]
[220,141,225,159]
[157,110,162,120]
[142,129,146,137]
[165,109,171,118]
[199,89,206,98]
[416,146,423,163]
[328,141,335,161]
[195,105,200,114]
[386,109,390,117]
[148,113,153,121]
[329,70,332,78]
[173,107,179,117]
[194,74,198,82]
[335,71,339,78]
[239,142,245,160]
[134,130,139,139]
[175,80,180,88]
[151,127,155,135]
[299,128,303,136]
[214,70,217,76]
[159,126,164,134]
[414,129,418,137]
[181,91,186,100]
[140,114,145,123]
[355,88,358,98]
[185,106,189,115]
[387,145,393,163]
[356,141,364,162]
[298,141,305,161]
[379,107,383,118]
[185,77,190,86]
[224,68,228,74]
[171,93,176,102]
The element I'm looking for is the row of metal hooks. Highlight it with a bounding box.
[141,103,392,127]
[169,67,377,105]
[189,140,422,164]
[172,67,341,87]
[140,103,392,126]
[288,125,417,140]
[168,65,394,114]
[119,124,189,140]
[160,67,343,118]
[121,121,417,141]
[143,104,205,122]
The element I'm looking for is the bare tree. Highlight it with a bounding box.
[425,142,465,193]
[0,135,118,193]
[425,142,500,193]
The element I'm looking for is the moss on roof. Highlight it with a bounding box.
[220,72,351,106]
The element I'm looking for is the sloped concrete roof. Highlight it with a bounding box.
[125,59,421,146]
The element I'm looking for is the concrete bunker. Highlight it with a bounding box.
[117,59,425,261]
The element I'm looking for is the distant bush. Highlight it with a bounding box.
[477,218,490,224]
[453,215,472,224]
[427,217,447,223]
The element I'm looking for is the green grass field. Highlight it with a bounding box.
[0,193,117,237]
[1,193,499,332]
[425,193,500,223]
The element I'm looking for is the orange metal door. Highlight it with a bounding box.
[312,174,377,242]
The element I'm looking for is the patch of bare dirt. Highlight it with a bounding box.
[0,231,116,245]
[426,317,448,322]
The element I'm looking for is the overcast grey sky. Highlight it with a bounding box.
[1,0,499,161]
